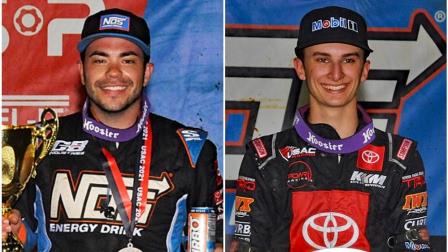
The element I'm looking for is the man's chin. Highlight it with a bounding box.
[91,100,132,114]
[88,93,142,114]
[98,105,130,114]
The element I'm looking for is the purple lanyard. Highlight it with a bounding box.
[294,105,375,154]
[82,96,150,142]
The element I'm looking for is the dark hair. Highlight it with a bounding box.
[296,49,305,63]
[295,48,370,63]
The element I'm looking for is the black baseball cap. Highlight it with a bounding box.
[77,8,150,57]
[295,6,373,56]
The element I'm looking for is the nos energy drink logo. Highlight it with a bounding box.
[100,14,130,31]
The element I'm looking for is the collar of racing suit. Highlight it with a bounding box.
[294,104,375,154]
[81,95,151,142]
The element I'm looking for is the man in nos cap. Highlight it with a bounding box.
[3,8,223,252]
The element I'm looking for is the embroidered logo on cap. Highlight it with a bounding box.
[312,17,358,33]
[100,14,130,31]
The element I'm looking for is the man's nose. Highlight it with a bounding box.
[328,62,344,81]
[106,62,122,78]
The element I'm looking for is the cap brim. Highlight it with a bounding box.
[297,39,373,53]
[77,33,150,56]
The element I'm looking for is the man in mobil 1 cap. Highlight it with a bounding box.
[3,8,223,251]
[232,6,430,251]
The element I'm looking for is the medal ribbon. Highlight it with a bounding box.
[82,96,150,142]
[101,118,152,239]
[294,105,375,154]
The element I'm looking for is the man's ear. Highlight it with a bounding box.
[293,58,306,81]
[78,60,85,85]
[361,60,370,82]
[143,63,154,87]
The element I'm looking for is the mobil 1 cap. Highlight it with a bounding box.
[295,6,373,56]
[77,8,150,57]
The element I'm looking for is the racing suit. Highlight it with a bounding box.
[17,112,223,251]
[233,111,430,251]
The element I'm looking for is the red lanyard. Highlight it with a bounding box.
[101,118,152,238]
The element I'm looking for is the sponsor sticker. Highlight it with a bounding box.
[404,241,430,250]
[50,140,88,155]
[402,174,426,189]
[312,16,359,33]
[235,196,254,218]
[214,189,223,205]
[350,171,387,189]
[252,138,267,158]
[180,129,202,141]
[356,145,385,172]
[290,190,370,250]
[49,223,144,236]
[287,161,313,189]
[397,139,412,160]
[235,196,254,213]
[403,192,428,211]
[402,171,424,180]
[234,220,251,237]
[100,14,130,31]
[83,119,120,139]
[404,216,427,231]
[50,171,174,224]
[305,132,343,152]
[236,176,256,192]
[279,146,316,161]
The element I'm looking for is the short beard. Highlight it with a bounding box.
[83,71,144,114]
[89,92,141,114]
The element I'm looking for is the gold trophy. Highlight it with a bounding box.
[2,108,59,251]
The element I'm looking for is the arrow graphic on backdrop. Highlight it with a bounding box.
[370,26,441,86]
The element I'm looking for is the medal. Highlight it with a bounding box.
[118,242,142,252]
[100,114,153,251]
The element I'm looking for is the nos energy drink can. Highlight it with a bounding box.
[188,207,216,252]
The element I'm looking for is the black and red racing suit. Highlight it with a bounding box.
[233,117,430,251]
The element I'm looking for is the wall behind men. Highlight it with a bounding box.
[2,1,223,169]
[225,0,446,247]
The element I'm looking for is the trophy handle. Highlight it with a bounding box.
[33,108,59,166]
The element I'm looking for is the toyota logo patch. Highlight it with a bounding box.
[361,150,380,164]
[302,212,359,249]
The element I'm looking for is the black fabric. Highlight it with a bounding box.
[77,8,150,56]
[233,121,430,251]
[295,6,373,55]
[18,112,223,251]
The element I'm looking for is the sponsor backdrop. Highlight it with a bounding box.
[2,1,223,168]
[225,0,446,249]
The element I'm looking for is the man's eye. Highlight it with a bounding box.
[93,59,106,64]
[344,58,356,63]
[123,59,136,64]
[316,57,329,63]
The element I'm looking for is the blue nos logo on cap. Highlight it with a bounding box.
[100,14,130,31]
